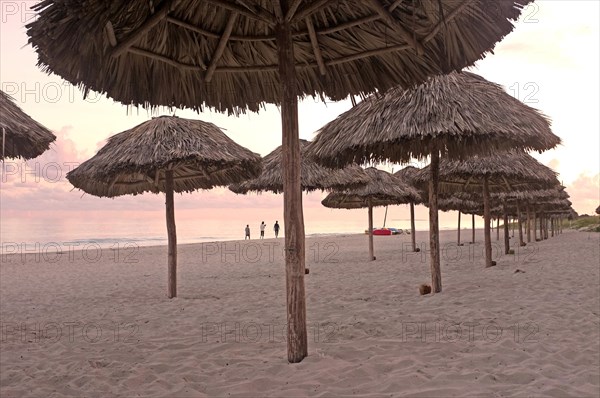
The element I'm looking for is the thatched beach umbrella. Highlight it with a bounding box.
[413,150,558,267]
[28,0,533,362]
[393,166,425,252]
[230,139,368,194]
[494,186,566,244]
[0,90,56,160]
[435,193,482,246]
[308,71,560,292]
[66,116,261,298]
[322,167,420,261]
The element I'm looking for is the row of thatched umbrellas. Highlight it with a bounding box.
[307,71,561,293]
[22,0,539,363]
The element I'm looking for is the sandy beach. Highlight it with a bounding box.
[1,228,599,397]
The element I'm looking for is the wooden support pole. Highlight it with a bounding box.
[368,199,375,261]
[483,177,493,267]
[457,211,461,245]
[410,202,417,252]
[275,11,307,363]
[503,204,510,255]
[165,170,177,299]
[532,206,537,242]
[496,217,500,241]
[512,216,515,237]
[526,205,531,243]
[428,148,442,292]
[471,213,475,244]
[539,212,544,240]
[517,202,525,246]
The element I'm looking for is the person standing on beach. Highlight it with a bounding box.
[274,221,280,238]
[260,221,266,239]
[245,225,250,240]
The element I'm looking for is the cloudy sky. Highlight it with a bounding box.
[1,1,598,242]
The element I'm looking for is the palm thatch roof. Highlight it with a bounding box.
[0,90,56,160]
[394,166,427,204]
[27,1,532,114]
[412,150,559,193]
[67,116,261,197]
[307,71,560,167]
[493,186,567,203]
[321,167,420,209]
[229,139,368,194]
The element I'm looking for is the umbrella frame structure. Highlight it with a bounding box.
[66,116,261,299]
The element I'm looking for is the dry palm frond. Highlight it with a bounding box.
[0,90,56,160]
[229,139,368,194]
[412,150,559,193]
[308,71,560,167]
[67,116,261,197]
[321,167,421,209]
[28,1,531,114]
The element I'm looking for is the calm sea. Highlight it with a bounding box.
[1,206,467,252]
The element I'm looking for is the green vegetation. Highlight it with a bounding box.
[571,216,600,232]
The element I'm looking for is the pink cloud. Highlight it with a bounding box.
[566,173,600,215]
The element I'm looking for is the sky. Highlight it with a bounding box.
[1,1,599,244]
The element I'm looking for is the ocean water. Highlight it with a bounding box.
[0,205,470,253]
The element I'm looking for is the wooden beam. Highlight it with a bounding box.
[363,0,425,55]
[272,0,284,22]
[292,0,330,23]
[110,0,178,57]
[463,175,473,189]
[167,12,403,43]
[126,39,411,75]
[167,16,285,41]
[285,0,304,22]
[104,21,117,47]
[236,0,277,23]
[318,14,379,35]
[205,12,238,82]
[423,0,470,43]
[128,47,206,70]
[203,0,274,25]
[305,17,326,75]
[501,176,512,191]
